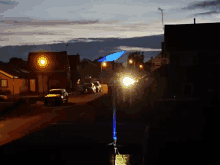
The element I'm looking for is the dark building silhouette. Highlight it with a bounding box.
[68,54,80,86]
[143,20,215,165]
[164,21,220,99]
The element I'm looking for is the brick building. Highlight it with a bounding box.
[27,51,72,94]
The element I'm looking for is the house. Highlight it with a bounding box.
[127,52,144,68]
[151,52,169,72]
[27,51,72,94]
[0,65,29,95]
[78,58,101,80]
[68,54,80,86]
[165,20,220,99]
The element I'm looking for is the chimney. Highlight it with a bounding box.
[194,18,195,24]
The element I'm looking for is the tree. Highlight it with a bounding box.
[9,57,19,63]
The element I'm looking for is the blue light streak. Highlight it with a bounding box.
[113,113,117,140]
[99,51,126,62]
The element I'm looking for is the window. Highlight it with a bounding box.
[1,79,8,87]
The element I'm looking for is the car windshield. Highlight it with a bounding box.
[49,90,62,94]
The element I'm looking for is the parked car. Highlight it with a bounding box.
[74,84,87,94]
[0,95,8,102]
[84,83,96,94]
[93,81,102,92]
[44,89,68,105]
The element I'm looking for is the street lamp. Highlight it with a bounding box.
[102,62,107,67]
[101,62,107,83]
[139,64,143,69]
[37,55,50,96]
[158,7,164,31]
[129,59,133,64]
[101,62,107,71]
[117,70,138,105]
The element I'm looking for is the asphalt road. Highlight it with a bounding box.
[1,81,211,165]
[0,88,148,165]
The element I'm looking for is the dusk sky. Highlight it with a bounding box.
[0,0,219,63]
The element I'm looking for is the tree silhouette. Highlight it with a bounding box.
[9,57,20,63]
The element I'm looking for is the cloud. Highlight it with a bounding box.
[182,0,220,10]
[117,46,161,52]
[0,0,17,5]
[191,10,219,16]
[0,19,99,26]
[0,34,163,63]
[194,0,220,8]
[0,0,19,13]
[0,32,56,36]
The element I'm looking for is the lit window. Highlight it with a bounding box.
[1,80,7,87]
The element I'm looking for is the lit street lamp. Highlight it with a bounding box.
[103,62,107,67]
[98,51,127,165]
[101,62,107,72]
[101,62,107,83]
[117,70,138,105]
[37,55,50,96]
[139,64,143,69]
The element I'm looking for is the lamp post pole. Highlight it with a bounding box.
[108,60,120,165]
[13,76,14,96]
[158,7,164,31]
[43,73,44,97]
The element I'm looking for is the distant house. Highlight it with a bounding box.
[127,52,144,69]
[68,54,80,86]
[0,65,29,95]
[78,59,100,80]
[151,52,169,72]
[165,21,220,99]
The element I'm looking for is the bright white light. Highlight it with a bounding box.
[41,59,45,65]
[122,76,135,87]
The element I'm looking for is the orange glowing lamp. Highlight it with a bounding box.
[38,56,47,67]
[36,55,51,70]
[129,59,133,64]
[102,62,107,67]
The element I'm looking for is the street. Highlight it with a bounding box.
[0,92,149,145]
[0,82,210,165]
[0,85,149,165]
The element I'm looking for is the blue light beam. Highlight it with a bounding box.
[99,51,126,62]
[113,112,117,140]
